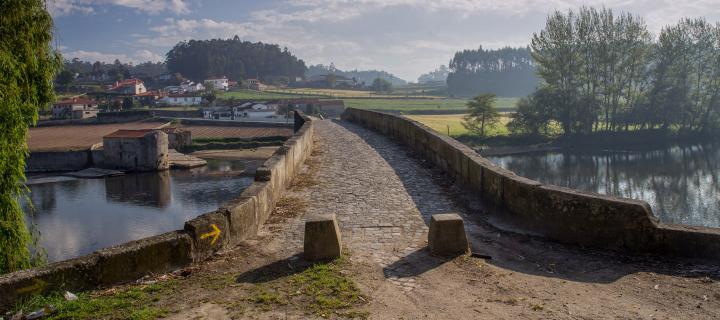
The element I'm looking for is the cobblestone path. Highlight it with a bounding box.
[283,119,478,292]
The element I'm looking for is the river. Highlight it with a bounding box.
[23,159,256,262]
[488,143,720,229]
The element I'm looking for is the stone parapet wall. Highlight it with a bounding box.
[26,151,93,172]
[0,111,314,311]
[342,108,720,260]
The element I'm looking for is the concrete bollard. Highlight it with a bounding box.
[428,213,469,256]
[304,214,342,261]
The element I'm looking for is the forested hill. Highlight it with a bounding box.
[306,64,407,86]
[447,46,538,97]
[166,37,307,82]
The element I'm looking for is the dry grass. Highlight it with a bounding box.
[268,196,308,223]
[290,140,322,190]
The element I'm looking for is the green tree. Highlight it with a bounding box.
[462,93,500,137]
[371,77,392,92]
[203,91,217,107]
[508,91,553,135]
[56,69,75,92]
[0,0,61,273]
[122,97,134,109]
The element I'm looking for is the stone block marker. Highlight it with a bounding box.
[304,214,342,261]
[429,213,469,256]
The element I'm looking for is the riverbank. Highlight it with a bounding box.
[463,129,719,157]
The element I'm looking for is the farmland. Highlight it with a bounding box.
[405,114,512,137]
[266,88,445,99]
[217,89,322,100]
[27,121,293,152]
[180,125,292,139]
[27,121,167,152]
[344,97,518,114]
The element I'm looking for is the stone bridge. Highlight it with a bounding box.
[3,109,720,317]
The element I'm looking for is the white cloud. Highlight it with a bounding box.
[48,0,190,17]
[63,49,164,63]
[57,0,720,80]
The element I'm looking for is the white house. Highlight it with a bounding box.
[204,76,229,91]
[203,106,233,120]
[52,97,99,119]
[108,79,147,95]
[236,102,277,119]
[158,95,202,106]
[180,80,205,93]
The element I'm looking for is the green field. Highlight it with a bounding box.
[218,89,323,100]
[406,114,512,137]
[344,97,519,113]
[267,87,445,99]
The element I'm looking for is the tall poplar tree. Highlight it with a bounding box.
[0,0,61,273]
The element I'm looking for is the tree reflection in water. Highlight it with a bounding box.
[489,143,720,228]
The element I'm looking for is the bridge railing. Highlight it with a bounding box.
[0,111,315,310]
[342,108,720,260]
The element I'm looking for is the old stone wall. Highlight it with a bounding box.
[26,151,93,172]
[161,128,192,150]
[102,131,169,172]
[342,108,720,260]
[0,111,314,311]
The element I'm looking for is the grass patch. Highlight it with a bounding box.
[12,281,176,320]
[289,257,366,317]
[344,97,518,114]
[268,88,442,99]
[240,256,367,318]
[344,98,468,112]
[406,114,512,137]
[218,89,324,100]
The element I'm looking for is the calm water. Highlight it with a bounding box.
[23,159,255,262]
[488,143,720,228]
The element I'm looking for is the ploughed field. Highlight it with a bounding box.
[27,122,293,152]
[28,122,167,152]
[180,125,292,139]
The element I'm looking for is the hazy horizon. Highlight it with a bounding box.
[50,0,720,81]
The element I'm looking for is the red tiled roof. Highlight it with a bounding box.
[134,91,162,97]
[104,129,155,139]
[110,79,144,89]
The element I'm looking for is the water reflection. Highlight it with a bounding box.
[105,171,172,208]
[488,143,720,228]
[23,159,254,262]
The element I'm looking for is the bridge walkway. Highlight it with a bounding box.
[163,119,719,319]
[281,119,485,292]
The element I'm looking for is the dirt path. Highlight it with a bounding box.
[86,119,720,319]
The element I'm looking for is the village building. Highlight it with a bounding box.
[102,129,169,172]
[243,79,267,91]
[202,106,233,120]
[52,97,99,119]
[237,102,277,119]
[133,91,165,107]
[303,74,358,88]
[202,102,278,120]
[157,94,203,106]
[108,79,147,95]
[204,76,229,91]
[180,80,205,93]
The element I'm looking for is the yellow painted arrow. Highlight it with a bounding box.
[200,223,221,246]
[17,278,47,295]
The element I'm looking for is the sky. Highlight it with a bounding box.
[49,0,720,82]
